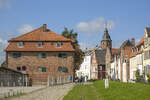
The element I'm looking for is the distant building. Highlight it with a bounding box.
[5,24,75,84]
[120,39,134,82]
[76,49,93,79]
[130,37,144,80]
[110,48,120,80]
[110,39,134,82]
[143,27,150,79]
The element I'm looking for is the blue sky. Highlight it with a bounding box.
[0,0,150,63]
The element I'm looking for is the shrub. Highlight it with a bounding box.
[29,78,32,86]
[136,69,144,83]
[147,74,150,83]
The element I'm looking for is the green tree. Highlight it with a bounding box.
[1,61,7,67]
[61,27,84,70]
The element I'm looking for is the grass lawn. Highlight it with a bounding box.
[63,80,150,100]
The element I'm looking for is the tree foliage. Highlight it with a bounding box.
[1,61,7,67]
[147,74,150,83]
[61,27,84,70]
[135,69,144,83]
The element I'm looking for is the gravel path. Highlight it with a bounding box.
[8,83,74,100]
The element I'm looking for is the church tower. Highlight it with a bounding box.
[101,28,112,49]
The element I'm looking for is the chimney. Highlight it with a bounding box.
[131,38,135,46]
[43,24,47,32]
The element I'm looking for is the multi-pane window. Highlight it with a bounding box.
[38,42,43,47]
[58,66,67,72]
[58,53,67,58]
[38,67,46,72]
[58,66,62,72]
[18,42,23,47]
[38,53,46,58]
[12,53,21,58]
[62,66,67,72]
[56,42,62,48]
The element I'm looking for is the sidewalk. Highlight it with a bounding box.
[7,83,74,100]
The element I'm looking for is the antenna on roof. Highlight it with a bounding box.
[104,21,108,29]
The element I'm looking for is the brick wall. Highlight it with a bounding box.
[7,51,74,84]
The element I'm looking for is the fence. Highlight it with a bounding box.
[0,73,74,99]
[0,73,73,87]
[32,74,73,86]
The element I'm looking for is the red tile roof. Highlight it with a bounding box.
[130,37,144,58]
[5,42,74,52]
[136,37,144,47]
[5,24,75,52]
[111,48,120,54]
[9,26,71,42]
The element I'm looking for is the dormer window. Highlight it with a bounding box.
[56,42,62,48]
[18,42,23,47]
[38,42,43,48]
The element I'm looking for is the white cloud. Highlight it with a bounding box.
[0,38,8,65]
[76,17,115,34]
[17,24,34,34]
[79,42,95,50]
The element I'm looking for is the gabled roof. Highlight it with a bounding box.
[120,39,133,48]
[136,37,144,47]
[130,37,144,58]
[95,49,106,65]
[9,25,71,42]
[5,24,75,52]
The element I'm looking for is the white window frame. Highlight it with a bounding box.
[38,42,43,48]
[56,42,62,48]
[18,42,23,48]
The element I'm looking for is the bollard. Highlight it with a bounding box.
[47,76,50,86]
[105,78,109,88]
[25,76,28,87]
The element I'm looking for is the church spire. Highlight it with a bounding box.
[102,28,111,41]
[101,28,112,49]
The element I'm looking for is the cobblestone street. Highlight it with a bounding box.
[7,83,74,100]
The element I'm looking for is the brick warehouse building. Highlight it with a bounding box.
[5,24,75,84]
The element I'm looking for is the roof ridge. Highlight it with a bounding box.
[8,25,72,42]
[9,27,43,42]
